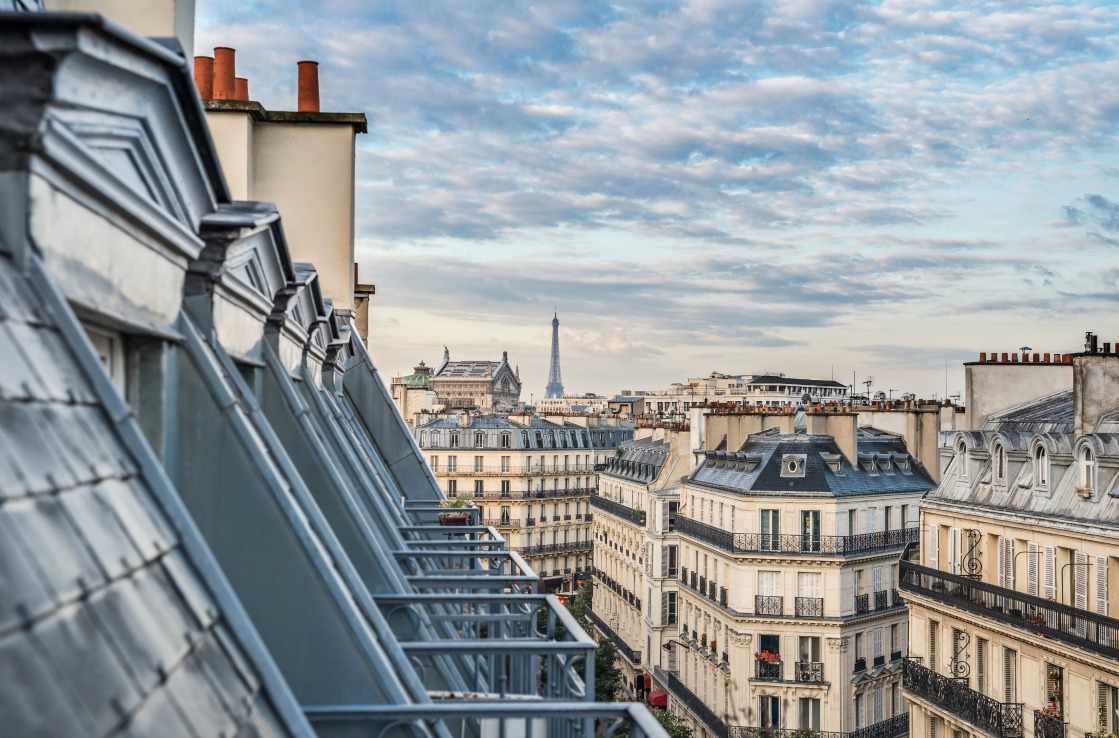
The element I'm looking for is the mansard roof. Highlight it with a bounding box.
[746,375,848,389]
[601,438,672,484]
[982,389,1074,434]
[689,429,934,497]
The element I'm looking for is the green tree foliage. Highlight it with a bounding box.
[650,707,694,738]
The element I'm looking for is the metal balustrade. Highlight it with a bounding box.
[590,493,647,526]
[900,559,1119,661]
[432,464,594,476]
[445,487,598,501]
[855,593,870,614]
[874,590,889,610]
[1034,710,1065,738]
[374,593,592,700]
[755,659,782,681]
[796,661,824,682]
[795,597,823,617]
[516,541,594,556]
[729,713,909,738]
[656,667,728,738]
[755,595,783,616]
[903,658,1023,738]
[484,518,518,528]
[677,515,918,555]
[586,608,642,665]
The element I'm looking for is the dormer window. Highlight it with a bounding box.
[992,442,1007,485]
[1079,445,1096,493]
[501,433,511,448]
[449,432,459,448]
[894,454,912,474]
[1034,446,1049,488]
[419,431,427,447]
[781,454,807,478]
[858,454,878,475]
[475,432,485,448]
[955,439,969,481]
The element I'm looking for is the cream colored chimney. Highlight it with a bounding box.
[45,0,196,56]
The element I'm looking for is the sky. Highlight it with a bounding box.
[196,0,1119,401]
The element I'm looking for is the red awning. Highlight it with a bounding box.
[644,674,652,690]
[648,690,668,708]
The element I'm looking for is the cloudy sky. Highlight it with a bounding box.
[197,0,1119,400]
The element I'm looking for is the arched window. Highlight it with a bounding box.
[993,442,1006,484]
[1080,445,1096,491]
[956,439,969,480]
[1034,445,1049,488]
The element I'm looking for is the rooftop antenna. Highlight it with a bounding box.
[863,376,873,397]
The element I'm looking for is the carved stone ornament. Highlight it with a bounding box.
[827,636,849,652]
[727,630,752,647]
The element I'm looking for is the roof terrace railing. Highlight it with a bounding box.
[676,515,917,556]
[589,493,647,526]
[304,701,668,738]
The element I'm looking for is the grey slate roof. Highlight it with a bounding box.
[747,375,847,389]
[689,430,935,497]
[601,438,671,483]
[981,389,1074,434]
[0,256,302,738]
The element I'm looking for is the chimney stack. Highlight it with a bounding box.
[213,47,236,100]
[193,56,214,99]
[235,77,250,101]
[298,61,320,112]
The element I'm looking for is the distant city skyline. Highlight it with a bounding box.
[197,0,1119,401]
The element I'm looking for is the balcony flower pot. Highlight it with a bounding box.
[439,497,474,526]
[854,657,867,672]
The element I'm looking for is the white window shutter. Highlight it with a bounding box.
[997,537,1007,588]
[949,528,961,575]
[1096,555,1109,617]
[928,525,939,569]
[661,545,670,578]
[1027,542,1039,596]
[1004,538,1014,591]
[661,501,670,532]
[1044,545,1057,599]
[1075,551,1089,637]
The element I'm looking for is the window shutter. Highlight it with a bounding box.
[873,567,883,593]
[1044,545,1057,599]
[928,525,939,569]
[1027,542,1039,596]
[1099,683,1109,730]
[661,501,670,533]
[661,545,670,578]
[1004,538,1015,591]
[929,622,938,672]
[1075,551,1089,609]
[948,528,961,574]
[997,537,1006,588]
[1096,556,1109,616]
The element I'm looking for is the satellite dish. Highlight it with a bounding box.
[802,393,812,404]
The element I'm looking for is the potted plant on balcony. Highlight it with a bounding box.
[854,656,867,672]
[754,650,780,664]
[438,497,474,526]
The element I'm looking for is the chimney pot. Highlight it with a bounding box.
[1001,352,1009,362]
[213,47,236,100]
[1011,353,1018,362]
[193,56,214,99]
[1106,343,1112,354]
[235,77,249,101]
[298,60,320,112]
[1033,353,1040,362]
[1044,353,1051,362]
[979,352,987,362]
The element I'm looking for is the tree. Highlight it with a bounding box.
[594,635,622,701]
[649,707,694,738]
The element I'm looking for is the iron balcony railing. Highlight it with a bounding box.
[432,464,595,476]
[855,594,870,614]
[756,595,783,616]
[899,559,1119,661]
[728,713,909,738]
[590,493,647,526]
[305,701,668,738]
[796,661,824,683]
[755,659,782,681]
[656,667,728,738]
[796,597,823,617]
[484,518,519,528]
[452,487,598,501]
[676,515,918,556]
[903,658,1023,738]
[586,607,642,665]
[874,590,889,610]
[1033,710,1065,738]
[517,541,594,556]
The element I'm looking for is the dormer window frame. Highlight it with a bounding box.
[992,441,1007,486]
[955,438,969,482]
[780,453,807,478]
[1078,443,1097,495]
[1034,444,1049,490]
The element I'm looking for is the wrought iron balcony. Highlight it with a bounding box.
[720,587,728,606]
[432,463,597,476]
[590,493,647,526]
[855,593,870,614]
[656,667,728,738]
[874,590,889,611]
[676,515,918,556]
[795,661,824,683]
[755,658,782,680]
[484,517,518,528]
[796,596,824,617]
[729,713,909,738]
[586,607,642,665]
[903,658,1023,738]
[756,595,783,616]
[900,559,1119,661]
[1034,710,1065,738]
[873,654,885,667]
[516,540,594,556]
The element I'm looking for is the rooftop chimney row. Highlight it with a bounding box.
[192,48,320,108]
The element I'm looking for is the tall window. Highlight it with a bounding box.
[474,455,484,472]
[761,510,780,551]
[500,480,510,496]
[473,480,483,497]
[1035,445,1049,487]
[448,480,457,495]
[501,455,510,473]
[798,698,820,730]
[501,433,510,448]
[759,696,780,728]
[448,455,457,473]
[801,510,820,551]
[450,432,459,448]
[993,442,1007,483]
[475,432,485,448]
[1080,446,1097,491]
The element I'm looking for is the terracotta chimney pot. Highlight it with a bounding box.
[235,77,249,101]
[213,47,236,100]
[193,56,214,99]
[298,60,320,112]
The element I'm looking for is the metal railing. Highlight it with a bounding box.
[874,590,889,611]
[517,541,594,556]
[796,597,823,617]
[796,661,824,683]
[432,464,596,476]
[855,594,869,614]
[729,713,909,738]
[1034,710,1065,738]
[899,559,1119,661]
[903,658,1023,738]
[657,667,728,738]
[586,607,642,665]
[484,518,519,528]
[677,516,918,556]
[305,701,669,738]
[449,487,598,500]
[756,595,783,616]
[590,493,647,526]
[755,659,782,681]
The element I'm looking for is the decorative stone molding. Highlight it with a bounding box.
[827,636,849,652]
[727,630,752,647]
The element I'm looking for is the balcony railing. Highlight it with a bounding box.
[729,713,909,738]
[657,667,728,738]
[755,659,782,680]
[676,515,918,556]
[855,594,870,614]
[874,590,889,610]
[448,487,597,500]
[516,540,593,556]
[796,597,824,617]
[586,607,642,665]
[756,595,783,616]
[1034,710,1065,738]
[432,464,595,476]
[795,661,824,683]
[590,493,647,526]
[484,518,518,528]
[903,658,1023,738]
[899,559,1119,661]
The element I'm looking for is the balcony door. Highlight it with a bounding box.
[800,510,821,552]
[760,695,780,728]
[761,509,780,551]
[799,698,821,730]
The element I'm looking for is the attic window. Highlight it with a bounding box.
[993,442,1007,485]
[877,455,894,474]
[895,454,912,474]
[858,455,877,475]
[1034,446,1048,488]
[820,453,844,475]
[781,454,807,478]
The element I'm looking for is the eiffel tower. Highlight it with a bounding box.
[545,311,564,398]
